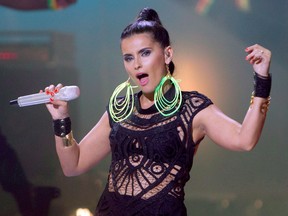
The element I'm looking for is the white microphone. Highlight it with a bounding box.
[10,86,80,107]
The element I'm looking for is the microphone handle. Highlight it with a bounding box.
[17,92,52,107]
[10,86,80,107]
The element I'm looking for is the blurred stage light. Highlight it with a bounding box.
[76,208,93,216]
[195,0,250,15]
[235,0,251,12]
[254,199,263,209]
[195,0,215,15]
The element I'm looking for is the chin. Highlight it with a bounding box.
[141,87,155,96]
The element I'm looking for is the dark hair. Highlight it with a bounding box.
[121,8,175,74]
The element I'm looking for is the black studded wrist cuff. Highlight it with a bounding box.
[253,72,272,98]
[53,117,71,137]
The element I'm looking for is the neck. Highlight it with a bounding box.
[140,92,154,109]
[140,82,172,109]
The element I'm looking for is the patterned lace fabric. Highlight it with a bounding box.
[95,88,213,216]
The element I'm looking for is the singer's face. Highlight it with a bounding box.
[121,33,171,96]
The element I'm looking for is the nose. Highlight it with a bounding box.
[134,57,142,70]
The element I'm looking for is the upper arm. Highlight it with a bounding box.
[194,104,244,151]
[76,111,112,173]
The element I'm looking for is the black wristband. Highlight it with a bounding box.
[53,117,71,137]
[253,72,272,98]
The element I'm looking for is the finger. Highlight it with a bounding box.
[245,44,264,55]
[50,99,68,108]
[55,83,64,93]
[45,86,50,94]
[246,49,265,62]
[46,84,55,94]
[250,56,263,65]
[245,46,253,54]
[245,44,259,53]
[50,84,58,97]
[56,83,63,88]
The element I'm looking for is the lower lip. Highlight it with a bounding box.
[139,77,149,86]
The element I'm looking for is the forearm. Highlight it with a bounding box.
[55,134,82,176]
[53,116,83,176]
[239,96,270,151]
[52,113,112,177]
[239,45,272,150]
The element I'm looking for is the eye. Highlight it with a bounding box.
[123,55,133,62]
[141,49,151,57]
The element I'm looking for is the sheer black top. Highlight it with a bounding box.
[95,88,213,216]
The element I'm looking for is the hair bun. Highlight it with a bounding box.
[136,7,162,25]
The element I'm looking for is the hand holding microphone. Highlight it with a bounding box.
[10,85,80,107]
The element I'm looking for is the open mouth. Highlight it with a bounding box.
[136,73,148,80]
[136,73,149,86]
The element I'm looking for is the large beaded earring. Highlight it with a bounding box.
[154,65,182,116]
[109,77,136,122]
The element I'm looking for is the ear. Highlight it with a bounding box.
[164,46,173,64]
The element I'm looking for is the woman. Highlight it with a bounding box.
[45,8,272,216]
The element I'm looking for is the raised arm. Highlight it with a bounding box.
[45,84,111,176]
[194,44,271,151]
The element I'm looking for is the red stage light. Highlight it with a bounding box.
[0,51,18,60]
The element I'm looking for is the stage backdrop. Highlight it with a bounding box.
[0,1,287,216]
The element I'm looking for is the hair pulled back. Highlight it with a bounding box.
[121,8,175,74]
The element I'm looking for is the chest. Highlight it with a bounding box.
[109,115,193,163]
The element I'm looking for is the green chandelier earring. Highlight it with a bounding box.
[109,77,137,122]
[154,65,182,117]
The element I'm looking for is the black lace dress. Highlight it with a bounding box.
[95,88,213,216]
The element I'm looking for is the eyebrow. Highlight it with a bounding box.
[139,47,152,54]
[123,47,152,57]
[123,53,132,58]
